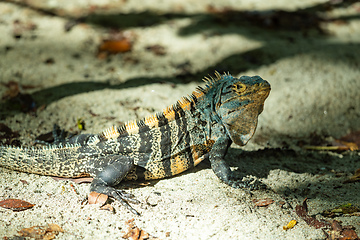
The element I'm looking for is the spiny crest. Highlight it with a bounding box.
[192,86,205,98]
[2,143,81,152]
[144,114,159,128]
[114,118,145,136]
[40,143,81,150]
[202,71,230,87]
[163,104,176,120]
[101,72,231,137]
[100,126,120,140]
[174,96,192,111]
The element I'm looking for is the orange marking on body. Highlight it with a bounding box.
[144,165,165,180]
[144,170,156,180]
[170,155,189,176]
[125,120,139,134]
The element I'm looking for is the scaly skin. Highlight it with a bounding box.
[0,72,271,215]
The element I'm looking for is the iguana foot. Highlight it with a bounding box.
[94,186,141,215]
[110,189,141,216]
[91,182,141,215]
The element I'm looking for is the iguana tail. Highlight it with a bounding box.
[0,144,87,178]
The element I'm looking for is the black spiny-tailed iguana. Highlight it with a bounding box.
[0,72,271,215]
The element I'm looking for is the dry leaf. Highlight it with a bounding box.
[18,223,64,239]
[20,179,29,184]
[323,220,359,240]
[339,130,360,147]
[123,218,153,240]
[47,223,64,232]
[304,131,360,151]
[340,228,359,240]
[295,198,330,229]
[0,199,34,211]
[332,140,358,151]
[321,203,360,217]
[51,176,93,184]
[100,204,114,212]
[88,191,108,205]
[252,198,274,207]
[344,168,360,184]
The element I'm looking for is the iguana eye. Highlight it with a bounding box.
[232,83,246,93]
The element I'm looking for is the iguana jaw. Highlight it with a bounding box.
[221,84,270,146]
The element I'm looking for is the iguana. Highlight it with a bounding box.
[0,72,270,215]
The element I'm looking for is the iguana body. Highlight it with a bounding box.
[0,72,271,215]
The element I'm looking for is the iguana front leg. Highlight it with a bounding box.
[90,155,140,215]
[209,136,266,190]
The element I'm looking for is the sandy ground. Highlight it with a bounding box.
[0,0,360,239]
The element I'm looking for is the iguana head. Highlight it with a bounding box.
[213,74,271,146]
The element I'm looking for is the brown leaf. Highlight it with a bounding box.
[253,198,274,207]
[0,199,34,211]
[51,176,93,184]
[127,227,140,240]
[123,219,154,240]
[321,203,360,217]
[18,225,46,238]
[100,204,114,212]
[340,228,359,240]
[18,223,64,239]
[331,220,343,232]
[344,168,360,184]
[303,130,360,151]
[88,191,108,205]
[47,223,64,232]
[324,220,359,240]
[20,179,29,185]
[339,130,360,147]
[295,198,330,229]
[43,231,57,240]
[72,178,93,184]
[332,140,358,151]
[139,230,150,240]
